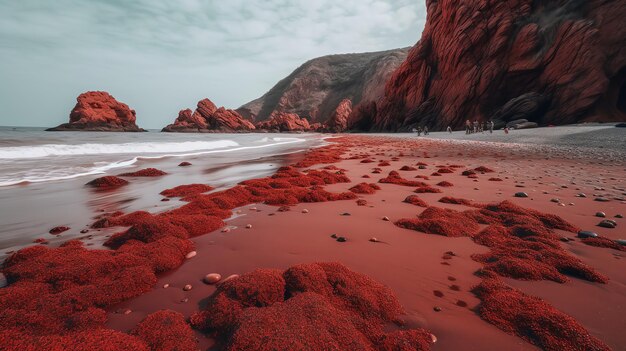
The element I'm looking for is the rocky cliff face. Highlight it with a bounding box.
[372,0,626,131]
[237,48,409,126]
[162,98,255,132]
[47,91,144,132]
[324,99,353,132]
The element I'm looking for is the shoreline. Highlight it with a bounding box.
[1,133,625,350]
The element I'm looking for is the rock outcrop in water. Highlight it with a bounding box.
[47,91,145,132]
[370,0,626,131]
[237,48,409,127]
[162,99,255,132]
[323,99,353,133]
[255,112,311,132]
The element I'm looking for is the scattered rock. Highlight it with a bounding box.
[550,198,560,203]
[49,226,70,235]
[576,193,587,198]
[382,216,390,221]
[616,240,626,246]
[185,251,197,259]
[245,224,252,229]
[80,229,89,234]
[598,220,617,229]
[178,161,192,167]
[302,209,309,214]
[616,214,623,218]
[433,306,442,312]
[203,273,222,285]
[336,237,347,242]
[514,192,528,198]
[163,284,170,288]
[595,212,606,218]
[577,231,598,239]
[183,284,193,291]
[369,237,379,243]
[594,197,610,202]
[340,212,351,216]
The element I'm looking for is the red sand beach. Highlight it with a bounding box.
[1,134,624,351]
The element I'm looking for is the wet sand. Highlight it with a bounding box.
[2,130,625,350]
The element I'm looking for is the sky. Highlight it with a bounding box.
[0,0,426,129]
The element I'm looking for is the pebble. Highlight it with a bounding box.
[433,306,442,312]
[616,214,623,218]
[336,237,347,242]
[302,209,309,214]
[180,298,189,303]
[430,334,438,343]
[369,237,379,243]
[183,284,193,291]
[340,212,351,216]
[185,251,197,259]
[245,224,252,229]
[382,216,390,221]
[595,212,606,218]
[222,227,231,233]
[123,309,132,315]
[0,273,8,288]
[577,231,598,239]
[616,239,626,246]
[576,193,587,198]
[203,273,222,284]
[514,192,529,198]
[163,283,169,288]
[80,229,89,234]
[594,197,610,202]
[221,274,239,283]
[330,234,338,239]
[550,198,560,203]
[560,237,573,242]
[598,220,617,229]
[418,165,427,169]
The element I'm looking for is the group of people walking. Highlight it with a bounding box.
[465,119,494,134]
[413,126,429,136]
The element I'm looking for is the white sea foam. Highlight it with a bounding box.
[0,140,239,159]
[0,137,307,186]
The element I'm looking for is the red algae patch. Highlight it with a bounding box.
[438,197,473,206]
[118,168,167,177]
[488,177,503,181]
[379,171,429,187]
[160,184,214,198]
[190,262,434,351]
[49,226,70,234]
[404,195,428,208]
[349,182,381,194]
[85,175,129,188]
[178,161,192,167]
[474,166,494,173]
[436,167,453,174]
[413,186,442,193]
[395,207,481,237]
[472,279,610,351]
[400,165,417,171]
[132,310,198,351]
[581,237,625,251]
[436,181,453,187]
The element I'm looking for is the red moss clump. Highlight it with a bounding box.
[462,170,476,176]
[356,199,368,206]
[439,197,473,206]
[436,181,453,187]
[0,329,149,351]
[178,161,192,167]
[349,183,381,194]
[292,143,345,168]
[86,176,129,188]
[488,177,503,182]
[190,262,433,350]
[395,207,481,237]
[414,186,442,194]
[436,167,453,174]
[160,184,214,198]
[414,175,429,180]
[118,168,167,177]
[132,310,198,351]
[472,279,610,351]
[379,171,428,187]
[361,159,375,163]
[430,172,442,176]
[400,165,417,171]
[49,226,70,234]
[378,161,391,167]
[581,237,625,251]
[474,166,494,173]
[404,195,428,208]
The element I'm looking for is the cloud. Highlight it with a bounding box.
[0,0,426,128]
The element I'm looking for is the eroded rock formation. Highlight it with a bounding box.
[254,112,311,132]
[162,99,255,132]
[372,0,626,131]
[47,91,144,132]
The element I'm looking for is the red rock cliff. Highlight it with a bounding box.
[255,112,311,132]
[47,91,144,132]
[162,98,255,132]
[372,0,626,131]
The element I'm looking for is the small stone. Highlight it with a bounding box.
[330,234,338,239]
[550,198,560,203]
[418,165,427,169]
[430,334,438,343]
[203,273,222,284]
[80,229,89,234]
[595,212,606,218]
[183,284,193,291]
[514,192,528,198]
[336,237,347,242]
[221,274,239,283]
[369,237,379,243]
[250,207,257,211]
[559,237,572,242]
[598,220,617,229]
[163,283,169,288]
[180,298,189,303]
[558,203,565,207]
[49,226,70,235]
[594,197,610,202]
[615,214,623,218]
[616,239,626,246]
[577,231,598,239]
[245,224,252,229]
[576,193,587,198]
[222,227,231,233]
[123,309,132,315]
[0,273,8,288]
[340,212,351,216]
[302,209,309,214]
[185,251,197,259]
[382,216,390,221]
[433,306,442,312]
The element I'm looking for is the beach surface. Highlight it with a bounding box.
[1,125,624,350]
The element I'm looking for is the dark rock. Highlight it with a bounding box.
[598,220,617,229]
[336,237,347,242]
[577,231,598,239]
[514,192,529,198]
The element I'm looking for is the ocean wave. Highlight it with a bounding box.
[0,140,239,159]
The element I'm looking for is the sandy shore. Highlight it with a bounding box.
[1,129,624,350]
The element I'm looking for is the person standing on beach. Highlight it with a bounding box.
[489,120,494,133]
[424,126,429,135]
[465,120,471,134]
[417,126,422,136]
[473,120,478,134]
[447,126,452,133]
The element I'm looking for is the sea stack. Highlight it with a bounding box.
[162,98,255,132]
[254,111,312,132]
[47,91,145,132]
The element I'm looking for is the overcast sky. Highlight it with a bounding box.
[0,0,426,129]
